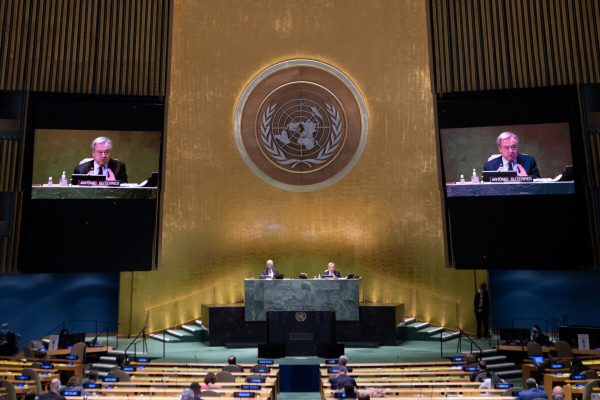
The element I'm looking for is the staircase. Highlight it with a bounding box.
[89,348,150,377]
[149,320,208,344]
[396,317,520,379]
[397,317,460,342]
[462,348,522,379]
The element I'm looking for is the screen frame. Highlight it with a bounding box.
[435,86,593,269]
[19,92,165,273]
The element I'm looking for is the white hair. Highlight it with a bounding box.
[91,136,113,150]
[496,131,519,146]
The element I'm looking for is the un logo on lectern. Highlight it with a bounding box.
[295,312,307,322]
[234,59,368,192]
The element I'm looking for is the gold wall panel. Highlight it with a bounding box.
[119,0,486,336]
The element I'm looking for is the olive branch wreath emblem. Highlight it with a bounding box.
[260,103,343,168]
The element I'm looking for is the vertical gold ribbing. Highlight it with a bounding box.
[429,0,600,93]
[0,135,23,273]
[0,0,170,96]
[0,0,171,272]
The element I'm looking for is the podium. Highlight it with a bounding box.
[259,310,344,357]
[244,278,360,321]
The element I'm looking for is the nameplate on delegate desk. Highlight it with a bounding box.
[489,176,534,183]
[78,180,121,187]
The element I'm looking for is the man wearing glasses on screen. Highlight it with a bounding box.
[483,131,540,178]
[73,136,128,182]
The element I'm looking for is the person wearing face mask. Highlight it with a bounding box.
[473,283,490,339]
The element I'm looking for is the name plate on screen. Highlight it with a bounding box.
[490,176,533,183]
[78,180,121,187]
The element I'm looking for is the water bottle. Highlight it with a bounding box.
[471,169,479,183]
[460,174,465,184]
[60,171,68,186]
[47,176,53,186]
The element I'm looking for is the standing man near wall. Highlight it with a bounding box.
[474,283,490,338]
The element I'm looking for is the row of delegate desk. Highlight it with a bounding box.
[1,359,279,400]
[318,360,519,400]
[511,346,600,400]
[0,346,113,397]
[103,361,279,400]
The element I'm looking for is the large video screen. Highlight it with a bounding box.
[437,87,593,269]
[19,94,164,273]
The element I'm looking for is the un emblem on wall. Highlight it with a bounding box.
[234,60,368,191]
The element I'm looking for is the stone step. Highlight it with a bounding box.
[398,317,416,327]
[486,362,516,371]
[90,362,118,371]
[424,327,445,335]
[482,355,507,363]
[84,370,110,378]
[481,348,498,354]
[166,329,197,342]
[440,331,461,341]
[496,369,522,378]
[463,348,498,356]
[149,333,181,343]
[181,324,202,335]
[107,349,148,357]
[407,322,430,330]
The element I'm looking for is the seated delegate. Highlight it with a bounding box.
[323,262,341,278]
[483,131,540,178]
[260,259,279,279]
[73,136,128,182]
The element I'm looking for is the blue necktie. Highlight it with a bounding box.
[507,161,513,171]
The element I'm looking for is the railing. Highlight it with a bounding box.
[41,319,119,348]
[440,328,483,359]
[123,325,148,362]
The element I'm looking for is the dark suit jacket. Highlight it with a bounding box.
[260,267,279,278]
[323,270,341,278]
[518,387,547,400]
[483,154,540,178]
[38,392,66,400]
[330,374,357,390]
[473,290,490,315]
[74,159,128,183]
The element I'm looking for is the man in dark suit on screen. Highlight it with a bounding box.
[73,136,128,182]
[483,131,540,178]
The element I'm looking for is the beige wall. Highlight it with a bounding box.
[119,0,486,336]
